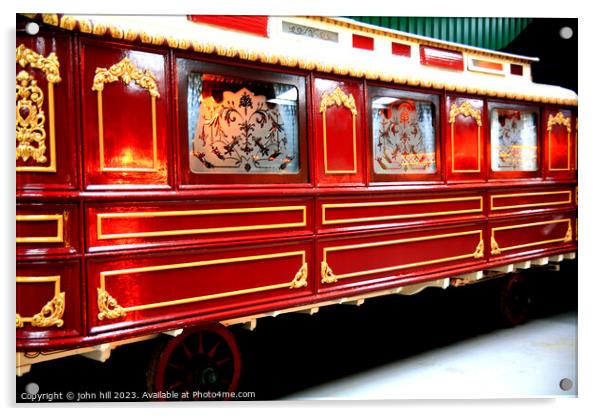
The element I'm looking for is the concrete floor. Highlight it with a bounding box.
[284,311,577,399]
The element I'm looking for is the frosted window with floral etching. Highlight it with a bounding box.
[188,73,299,174]
[372,96,437,174]
[490,108,538,171]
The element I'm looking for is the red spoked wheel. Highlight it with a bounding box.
[147,324,241,400]
[499,273,532,327]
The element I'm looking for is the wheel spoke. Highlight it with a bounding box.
[208,338,223,359]
[167,380,185,391]
[215,356,232,367]
[197,332,205,354]
[180,341,194,359]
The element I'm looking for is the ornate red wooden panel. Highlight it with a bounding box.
[446,96,485,181]
[17,203,79,257]
[314,77,365,186]
[16,29,79,190]
[80,40,170,190]
[489,187,573,216]
[489,214,575,259]
[544,108,575,179]
[318,224,486,292]
[318,192,483,232]
[16,260,82,340]
[87,241,313,333]
[86,198,313,252]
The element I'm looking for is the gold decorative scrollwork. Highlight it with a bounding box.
[290,262,308,289]
[97,288,126,320]
[490,236,502,256]
[16,71,47,163]
[473,239,484,259]
[92,57,160,98]
[547,111,571,133]
[449,101,482,127]
[16,44,61,172]
[319,86,357,115]
[30,293,65,327]
[564,222,573,243]
[16,45,62,84]
[16,276,65,328]
[321,261,338,284]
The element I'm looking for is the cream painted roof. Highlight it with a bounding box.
[32,14,577,106]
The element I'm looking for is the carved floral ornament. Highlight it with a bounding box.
[15,44,61,170]
[547,111,571,133]
[92,57,160,98]
[16,291,65,328]
[319,87,357,115]
[16,276,65,328]
[449,101,482,126]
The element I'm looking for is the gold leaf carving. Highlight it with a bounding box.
[449,101,482,127]
[16,314,24,328]
[473,239,484,259]
[16,71,47,163]
[490,236,502,256]
[15,45,61,168]
[547,111,571,133]
[92,57,160,98]
[97,288,126,320]
[319,87,357,115]
[321,261,338,284]
[290,262,308,289]
[31,293,65,327]
[16,44,62,84]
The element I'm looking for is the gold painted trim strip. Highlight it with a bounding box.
[322,196,483,225]
[490,191,572,211]
[16,275,65,328]
[16,214,64,243]
[320,87,358,174]
[449,101,482,174]
[322,230,483,281]
[547,112,572,172]
[99,250,307,315]
[96,205,307,240]
[490,219,572,254]
[16,45,59,173]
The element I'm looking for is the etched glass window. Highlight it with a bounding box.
[372,96,436,174]
[490,108,538,171]
[188,73,299,174]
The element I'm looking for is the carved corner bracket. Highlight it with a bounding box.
[490,236,502,256]
[16,292,65,328]
[473,238,485,259]
[321,261,338,284]
[97,288,126,320]
[290,262,308,289]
